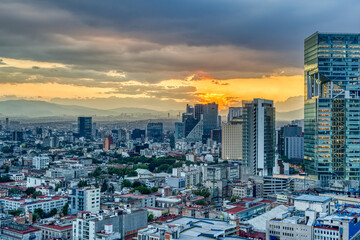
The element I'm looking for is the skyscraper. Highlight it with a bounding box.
[221,119,242,161]
[78,117,92,139]
[278,124,303,157]
[146,122,163,142]
[304,32,360,183]
[202,102,219,136]
[228,107,243,122]
[242,99,275,177]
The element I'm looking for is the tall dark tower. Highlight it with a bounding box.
[78,117,92,139]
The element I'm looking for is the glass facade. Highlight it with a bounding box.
[304,32,360,183]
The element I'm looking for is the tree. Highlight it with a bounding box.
[62,204,69,216]
[8,209,22,216]
[25,187,36,196]
[91,167,103,178]
[50,208,57,216]
[151,187,158,193]
[193,188,210,199]
[0,175,12,183]
[55,184,61,192]
[122,179,132,188]
[131,186,151,194]
[34,208,45,219]
[196,199,207,206]
[9,188,23,195]
[132,181,142,188]
[148,213,154,222]
[109,184,115,193]
[32,191,42,198]
[101,181,108,192]
[127,170,138,177]
[78,180,88,188]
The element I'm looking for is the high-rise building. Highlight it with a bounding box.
[202,102,219,136]
[174,122,185,140]
[131,128,146,140]
[228,107,243,122]
[278,124,303,158]
[222,120,242,161]
[194,104,204,121]
[146,122,163,142]
[304,32,360,183]
[68,187,100,214]
[78,117,92,139]
[242,99,275,177]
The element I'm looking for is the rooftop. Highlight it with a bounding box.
[294,195,332,203]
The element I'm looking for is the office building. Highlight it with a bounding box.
[202,102,219,136]
[68,187,100,214]
[103,135,114,151]
[146,122,163,142]
[228,107,243,121]
[174,122,185,140]
[304,32,360,183]
[32,154,50,169]
[131,128,145,140]
[78,117,92,139]
[72,209,147,240]
[242,99,275,177]
[221,119,242,160]
[1,196,68,214]
[182,113,198,137]
[278,124,304,160]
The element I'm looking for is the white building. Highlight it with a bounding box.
[221,121,242,161]
[1,196,68,213]
[68,187,100,214]
[293,195,332,214]
[9,173,25,181]
[33,155,50,169]
[285,136,304,159]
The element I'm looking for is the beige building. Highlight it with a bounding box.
[221,120,242,161]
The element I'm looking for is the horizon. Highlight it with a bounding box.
[0,1,359,112]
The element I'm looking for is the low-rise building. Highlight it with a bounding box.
[1,196,68,214]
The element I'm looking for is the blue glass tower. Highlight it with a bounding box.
[304,32,360,184]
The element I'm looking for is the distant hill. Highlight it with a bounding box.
[0,100,175,118]
[276,108,303,121]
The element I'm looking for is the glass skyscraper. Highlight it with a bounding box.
[78,116,92,139]
[304,32,360,183]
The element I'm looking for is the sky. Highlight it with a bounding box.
[0,0,359,112]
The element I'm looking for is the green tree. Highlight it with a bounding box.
[132,181,143,188]
[91,167,103,178]
[32,191,42,198]
[34,208,45,219]
[8,209,22,216]
[193,188,210,198]
[127,170,138,177]
[25,187,36,196]
[148,213,154,222]
[151,187,158,192]
[9,188,23,195]
[50,208,57,216]
[78,180,88,188]
[0,175,12,183]
[196,199,207,205]
[101,181,108,192]
[122,179,132,188]
[62,204,69,216]
[131,186,151,194]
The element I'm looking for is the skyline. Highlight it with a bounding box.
[0,1,360,112]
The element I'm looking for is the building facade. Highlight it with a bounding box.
[242,99,275,177]
[304,32,360,183]
[78,117,92,139]
[222,120,242,161]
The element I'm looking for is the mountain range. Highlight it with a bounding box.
[0,100,303,121]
